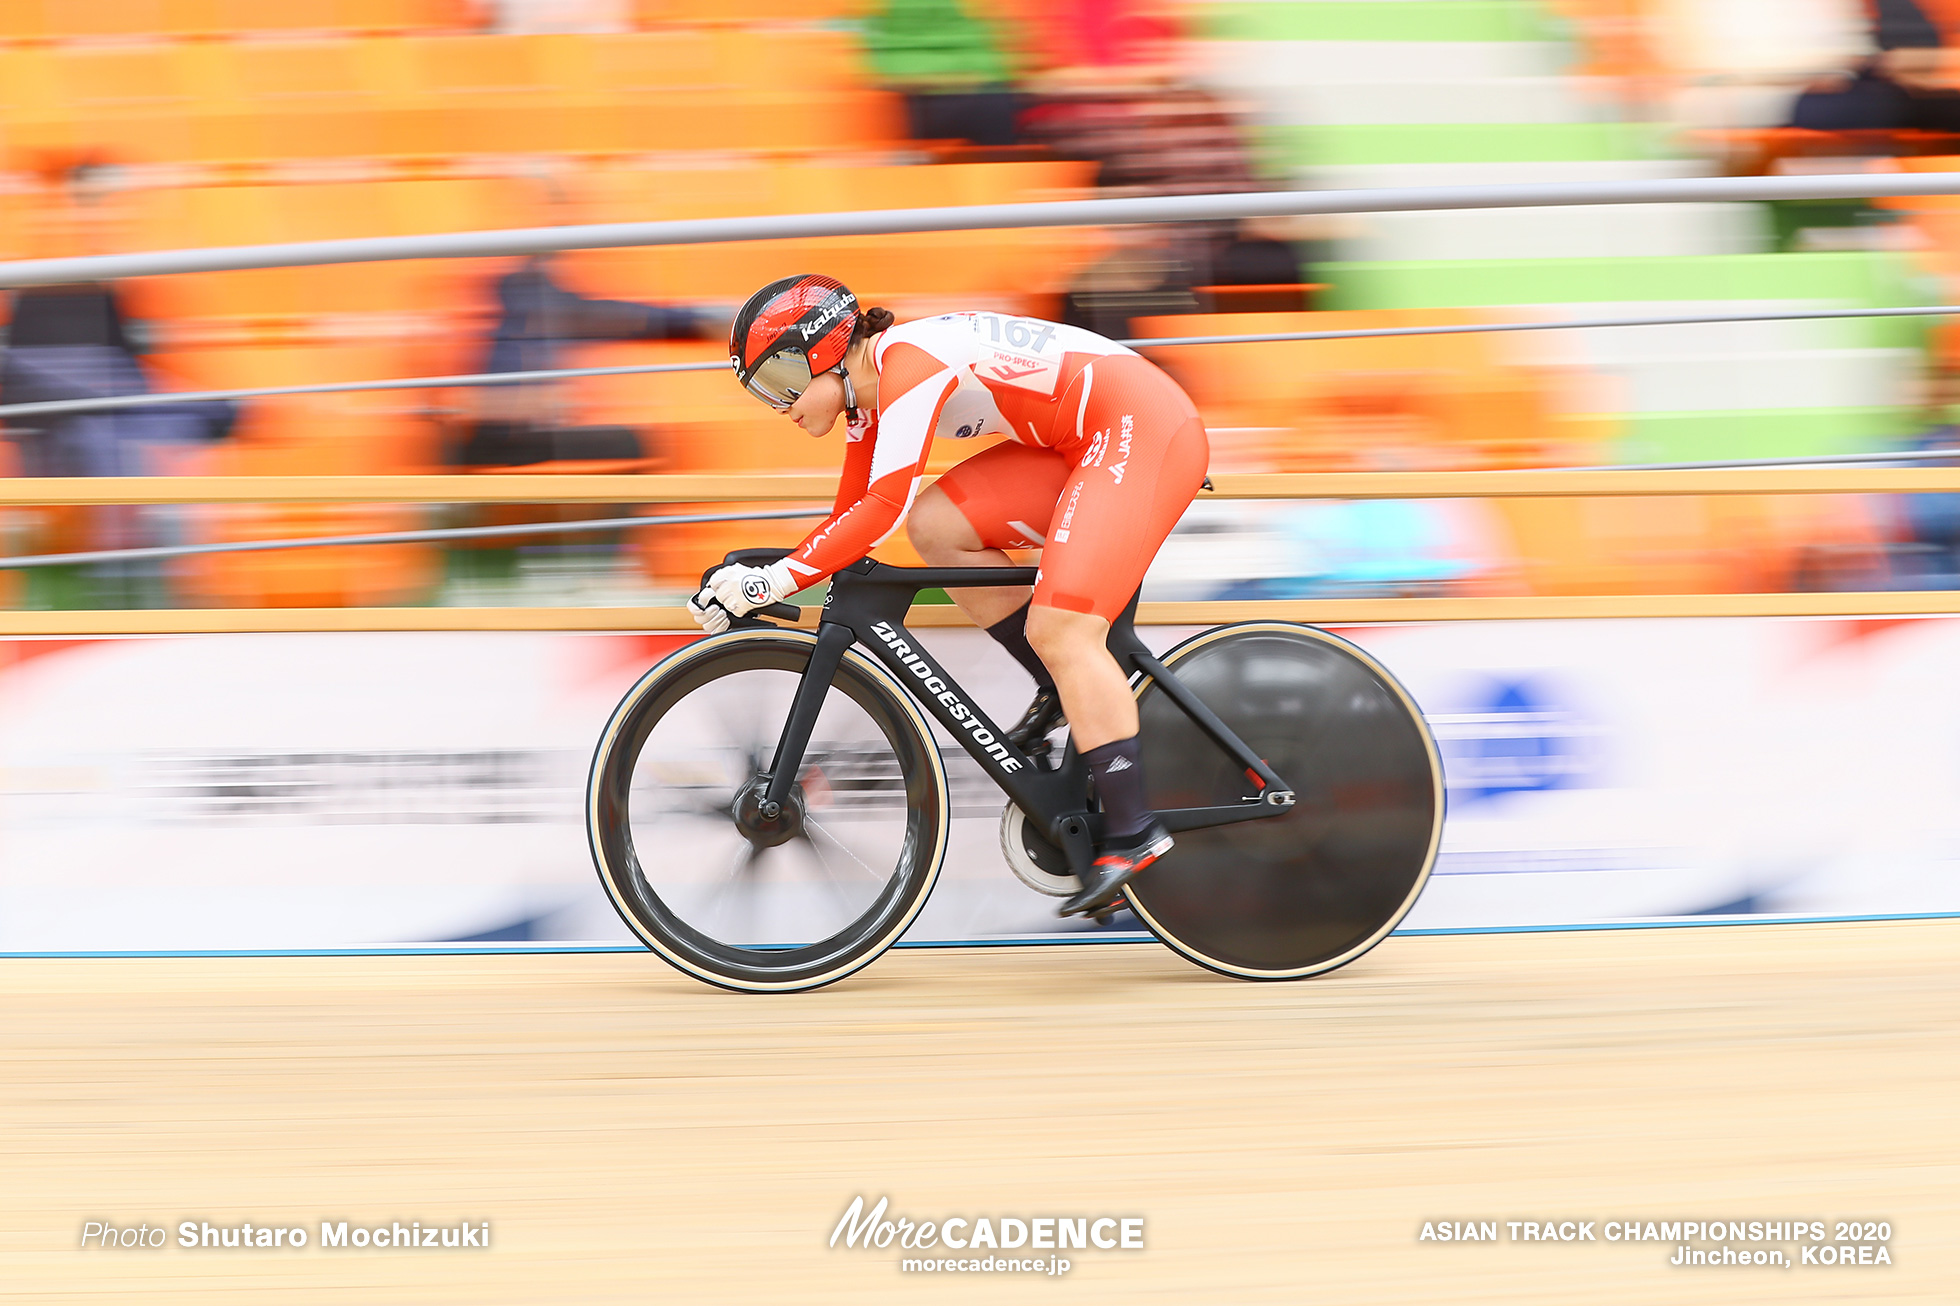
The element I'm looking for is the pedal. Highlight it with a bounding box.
[1087,896,1127,926]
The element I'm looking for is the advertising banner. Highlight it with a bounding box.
[2,618,1955,952]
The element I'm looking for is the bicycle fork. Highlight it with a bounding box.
[757,622,856,822]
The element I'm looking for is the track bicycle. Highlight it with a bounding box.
[587,550,1445,993]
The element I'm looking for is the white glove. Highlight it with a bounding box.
[686,587,731,635]
[707,560,796,617]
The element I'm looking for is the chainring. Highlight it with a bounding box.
[999,802,1080,898]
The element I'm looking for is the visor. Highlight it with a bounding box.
[734,347,815,410]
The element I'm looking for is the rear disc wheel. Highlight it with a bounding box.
[1125,622,1443,980]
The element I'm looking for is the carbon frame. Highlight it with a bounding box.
[744,556,1295,881]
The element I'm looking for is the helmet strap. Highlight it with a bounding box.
[839,367,859,421]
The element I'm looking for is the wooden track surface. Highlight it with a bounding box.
[5,921,1955,1303]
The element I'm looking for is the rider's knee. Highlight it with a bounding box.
[1025,603,1105,663]
[905,487,972,561]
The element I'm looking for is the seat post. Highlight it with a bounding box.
[1105,586,1149,668]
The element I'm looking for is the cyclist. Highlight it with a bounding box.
[691,274,1209,917]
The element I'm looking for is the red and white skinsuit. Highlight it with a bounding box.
[780,311,1209,621]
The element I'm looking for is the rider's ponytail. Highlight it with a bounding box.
[853,306,896,341]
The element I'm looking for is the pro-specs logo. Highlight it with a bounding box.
[869,622,1021,773]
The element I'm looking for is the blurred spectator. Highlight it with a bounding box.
[1026,84,1308,335]
[444,175,730,596]
[2,158,236,607]
[997,1,1307,332]
[1788,0,1960,132]
[4,160,238,477]
[864,0,1025,149]
[456,253,721,468]
[1008,0,1185,91]
[1890,364,1960,587]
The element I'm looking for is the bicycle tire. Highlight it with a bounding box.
[1123,622,1443,980]
[587,628,951,993]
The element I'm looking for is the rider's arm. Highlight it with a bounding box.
[829,421,874,515]
[778,353,957,592]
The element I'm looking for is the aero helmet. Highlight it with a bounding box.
[729,274,861,410]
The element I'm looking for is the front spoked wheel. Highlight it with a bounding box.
[588,629,951,992]
[1126,622,1444,980]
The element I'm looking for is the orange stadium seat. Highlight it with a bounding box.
[569,27,721,94]
[633,0,871,24]
[711,26,877,92]
[378,34,569,156]
[196,38,393,162]
[146,342,403,411]
[207,0,348,33]
[127,178,534,333]
[1129,309,1580,473]
[1,32,901,163]
[125,187,300,324]
[0,0,482,38]
[0,0,48,37]
[0,182,28,259]
[253,370,441,466]
[609,87,906,155]
[2,0,475,38]
[1123,311,1850,597]
[1879,155,1960,288]
[1487,494,1856,596]
[0,46,52,120]
[0,42,198,164]
[391,174,550,234]
[1541,0,1671,89]
[181,415,440,608]
[0,0,168,39]
[557,158,1097,306]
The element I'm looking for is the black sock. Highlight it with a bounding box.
[1082,735,1152,841]
[984,601,1054,690]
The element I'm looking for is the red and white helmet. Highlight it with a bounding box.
[729,274,860,410]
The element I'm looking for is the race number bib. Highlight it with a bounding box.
[965,313,1064,397]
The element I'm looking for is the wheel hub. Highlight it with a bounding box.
[731,776,805,848]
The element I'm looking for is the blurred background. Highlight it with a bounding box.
[8,0,1960,949]
[5,0,1960,610]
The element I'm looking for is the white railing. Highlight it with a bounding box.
[4,170,1959,630]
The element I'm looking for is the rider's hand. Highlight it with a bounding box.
[706,560,796,617]
[687,587,732,635]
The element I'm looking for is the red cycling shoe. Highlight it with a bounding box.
[1059,820,1172,918]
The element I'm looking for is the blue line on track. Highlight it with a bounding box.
[2,910,1954,959]
[1394,908,1960,936]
